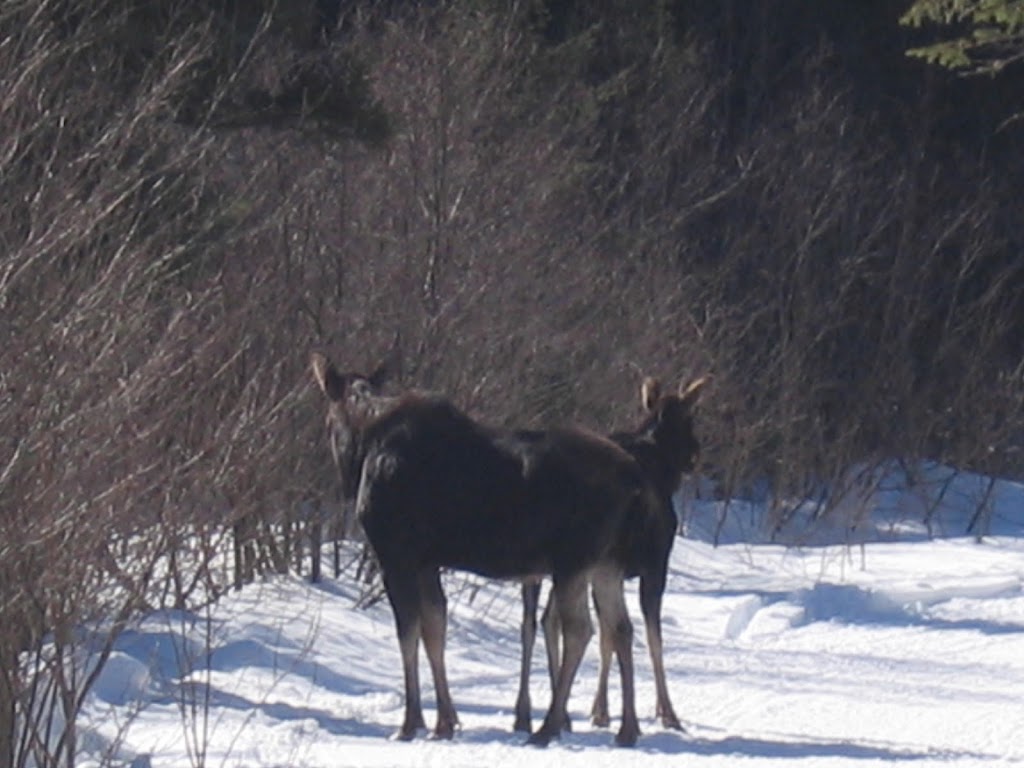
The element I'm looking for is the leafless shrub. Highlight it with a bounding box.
[3,2,1023,760]
[0,2,314,761]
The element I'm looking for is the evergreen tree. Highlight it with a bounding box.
[901,0,1024,73]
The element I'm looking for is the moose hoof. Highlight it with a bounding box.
[513,716,532,733]
[528,710,570,746]
[662,713,686,732]
[591,711,611,729]
[431,718,458,741]
[393,710,427,741]
[526,727,556,747]
[615,723,640,747]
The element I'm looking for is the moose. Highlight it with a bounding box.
[514,375,707,735]
[310,352,658,746]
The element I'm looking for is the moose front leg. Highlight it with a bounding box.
[640,573,684,731]
[384,573,427,740]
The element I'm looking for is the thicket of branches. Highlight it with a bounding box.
[2,1,1023,764]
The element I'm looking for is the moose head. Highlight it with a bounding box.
[639,375,708,475]
[310,350,398,498]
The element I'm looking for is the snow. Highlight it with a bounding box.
[77,466,1024,767]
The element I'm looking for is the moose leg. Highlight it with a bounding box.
[540,590,571,731]
[384,571,427,740]
[540,591,559,687]
[514,580,542,732]
[419,569,458,739]
[589,591,614,728]
[528,572,592,747]
[592,565,639,747]
[540,589,573,733]
[640,573,683,730]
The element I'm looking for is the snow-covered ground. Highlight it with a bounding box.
[79,464,1024,767]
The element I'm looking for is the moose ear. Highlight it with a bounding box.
[368,332,402,389]
[678,376,709,409]
[641,377,661,411]
[310,353,347,402]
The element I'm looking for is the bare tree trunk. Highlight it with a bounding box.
[310,517,323,583]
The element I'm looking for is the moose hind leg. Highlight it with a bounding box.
[540,589,571,732]
[592,566,639,747]
[419,569,458,739]
[514,581,542,733]
[589,587,614,728]
[528,572,592,747]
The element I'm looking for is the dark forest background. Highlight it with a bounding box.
[2,2,1023,764]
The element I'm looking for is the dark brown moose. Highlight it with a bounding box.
[310,353,655,746]
[514,376,707,736]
